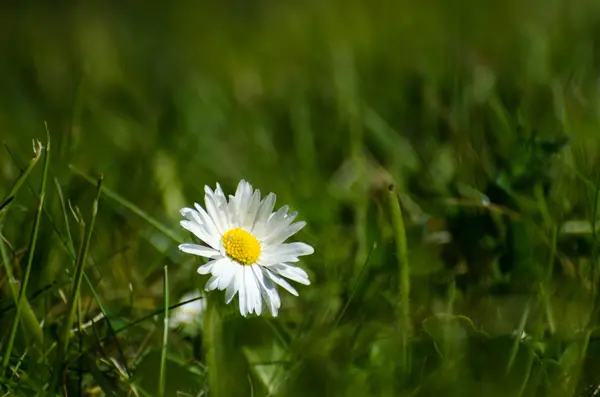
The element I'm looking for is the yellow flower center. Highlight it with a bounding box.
[222,228,261,265]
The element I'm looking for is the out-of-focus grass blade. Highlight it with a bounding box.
[60,175,103,356]
[1,135,49,373]
[0,235,43,348]
[69,164,182,244]
[80,354,120,397]
[388,183,412,373]
[52,174,103,392]
[334,242,376,328]
[0,140,43,223]
[54,178,75,256]
[0,196,14,214]
[55,177,130,375]
[159,265,169,397]
[0,140,44,350]
[506,302,530,375]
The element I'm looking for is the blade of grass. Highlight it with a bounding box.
[204,294,225,397]
[334,242,376,328]
[388,183,411,372]
[74,297,204,363]
[0,235,43,347]
[1,135,49,373]
[55,177,130,375]
[54,174,102,389]
[82,271,130,376]
[69,164,182,243]
[0,197,14,214]
[54,178,75,256]
[5,142,78,262]
[159,265,169,397]
[0,140,45,348]
[0,140,43,223]
[506,301,531,375]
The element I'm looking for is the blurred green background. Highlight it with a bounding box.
[4,1,600,396]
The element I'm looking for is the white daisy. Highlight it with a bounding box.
[178,180,313,317]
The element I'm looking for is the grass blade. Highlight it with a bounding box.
[159,265,169,397]
[54,178,75,256]
[0,140,43,223]
[0,234,43,348]
[55,177,130,375]
[1,135,49,373]
[52,174,103,391]
[334,242,376,328]
[69,164,182,243]
[388,183,412,372]
[61,175,103,354]
[0,140,45,349]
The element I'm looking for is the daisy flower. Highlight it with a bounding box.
[178,180,313,317]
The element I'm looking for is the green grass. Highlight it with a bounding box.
[4,1,600,396]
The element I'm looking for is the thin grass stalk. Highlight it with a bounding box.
[204,295,225,397]
[60,175,103,356]
[388,184,411,371]
[0,143,45,349]
[69,165,181,243]
[55,177,129,374]
[0,235,43,349]
[1,137,49,372]
[159,265,169,397]
[0,141,43,223]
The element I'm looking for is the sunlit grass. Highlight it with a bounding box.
[3,1,600,396]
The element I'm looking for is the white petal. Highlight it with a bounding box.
[265,268,299,296]
[244,267,262,316]
[179,243,219,258]
[242,189,261,230]
[197,259,218,275]
[180,207,202,224]
[217,258,237,290]
[231,183,244,220]
[269,263,311,285]
[265,242,314,257]
[225,266,242,304]
[202,257,231,290]
[238,267,248,316]
[266,205,290,231]
[214,183,232,229]
[259,242,314,265]
[263,208,298,242]
[194,203,221,240]
[251,193,276,238]
[233,180,252,223]
[228,194,239,224]
[264,221,306,245]
[180,220,220,249]
[204,187,225,234]
[205,274,220,291]
[252,265,281,317]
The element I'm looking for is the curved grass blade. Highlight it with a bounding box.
[51,174,103,391]
[1,135,49,373]
[0,140,43,224]
[69,164,182,244]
